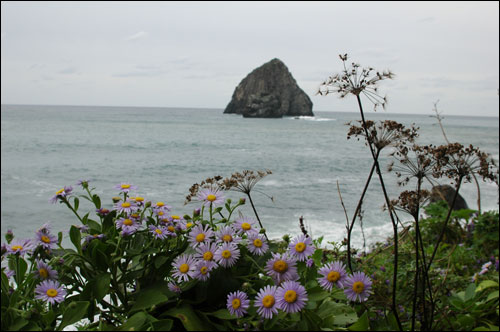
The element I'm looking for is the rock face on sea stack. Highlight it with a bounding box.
[429,185,469,211]
[224,58,314,118]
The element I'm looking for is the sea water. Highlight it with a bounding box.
[1,104,498,248]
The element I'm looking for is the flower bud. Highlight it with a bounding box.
[193,208,201,216]
[183,214,191,220]
[112,196,121,203]
[5,229,14,243]
[226,198,232,204]
[282,234,290,243]
[239,197,246,205]
[259,228,266,234]
[145,201,152,208]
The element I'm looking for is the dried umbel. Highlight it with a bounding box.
[389,144,437,186]
[184,175,224,204]
[390,189,431,218]
[317,53,394,110]
[221,169,273,196]
[347,120,419,152]
[431,143,498,185]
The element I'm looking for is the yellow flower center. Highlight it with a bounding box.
[295,242,306,253]
[135,197,144,202]
[196,233,205,242]
[186,222,193,228]
[155,229,163,235]
[253,239,263,248]
[130,213,139,218]
[352,281,365,294]
[46,288,58,297]
[241,222,251,231]
[121,202,131,208]
[273,260,288,273]
[284,290,297,303]
[168,226,176,232]
[221,250,232,259]
[39,268,48,279]
[11,245,23,251]
[200,266,208,275]
[232,298,241,309]
[179,263,189,273]
[158,211,164,216]
[262,295,275,308]
[206,194,217,202]
[121,184,131,189]
[56,188,65,195]
[222,234,233,242]
[171,215,180,220]
[41,235,51,243]
[156,202,164,207]
[327,271,341,282]
[203,252,214,261]
[123,219,133,226]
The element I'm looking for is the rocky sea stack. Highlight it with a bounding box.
[224,58,314,118]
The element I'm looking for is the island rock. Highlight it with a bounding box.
[224,58,314,118]
[429,185,469,211]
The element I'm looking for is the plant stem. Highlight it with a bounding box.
[247,193,268,241]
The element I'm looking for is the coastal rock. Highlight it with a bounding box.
[429,185,469,210]
[224,58,314,118]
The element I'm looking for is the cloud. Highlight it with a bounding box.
[125,31,148,41]
[58,66,78,75]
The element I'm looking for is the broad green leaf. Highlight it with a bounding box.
[93,273,111,302]
[92,194,101,209]
[69,226,82,253]
[154,255,169,269]
[476,280,499,293]
[86,219,101,233]
[9,318,29,331]
[57,301,90,331]
[348,311,369,331]
[152,319,174,331]
[203,308,236,320]
[73,197,79,211]
[465,283,476,301]
[486,291,499,302]
[130,287,169,313]
[117,311,147,331]
[165,304,212,331]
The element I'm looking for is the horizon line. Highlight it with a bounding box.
[1,103,499,119]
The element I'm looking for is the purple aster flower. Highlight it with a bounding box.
[380,266,386,272]
[179,219,196,231]
[264,253,299,284]
[193,260,215,281]
[35,229,57,250]
[114,182,138,193]
[161,222,179,236]
[149,225,169,240]
[3,268,15,279]
[226,290,250,318]
[96,208,110,217]
[76,179,91,188]
[195,242,219,269]
[129,195,146,206]
[197,188,225,207]
[168,281,182,294]
[188,224,214,247]
[116,217,141,235]
[214,243,240,268]
[255,285,279,319]
[344,272,373,302]
[152,201,172,215]
[214,225,241,245]
[34,260,58,280]
[49,186,73,204]
[276,280,308,313]
[6,238,33,256]
[471,272,479,282]
[317,261,347,291]
[114,199,138,215]
[35,280,67,305]
[171,254,197,282]
[74,224,89,233]
[306,258,314,268]
[247,233,268,256]
[233,217,259,236]
[289,234,315,262]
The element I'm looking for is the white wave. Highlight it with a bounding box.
[286,116,336,122]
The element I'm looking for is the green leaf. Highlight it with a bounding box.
[73,197,79,211]
[69,226,82,253]
[8,318,29,331]
[86,219,101,233]
[152,319,174,331]
[476,280,499,293]
[486,291,499,302]
[130,286,169,313]
[154,255,169,269]
[92,194,101,209]
[204,308,236,320]
[465,283,477,301]
[165,304,211,331]
[93,273,111,302]
[117,311,147,331]
[57,301,90,331]
[308,286,330,302]
[348,311,369,331]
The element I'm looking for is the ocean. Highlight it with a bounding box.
[1,104,499,249]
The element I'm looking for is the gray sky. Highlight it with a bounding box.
[1,1,499,116]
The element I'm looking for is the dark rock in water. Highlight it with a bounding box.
[430,185,469,210]
[224,58,313,118]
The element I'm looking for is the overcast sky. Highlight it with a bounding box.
[1,1,499,116]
